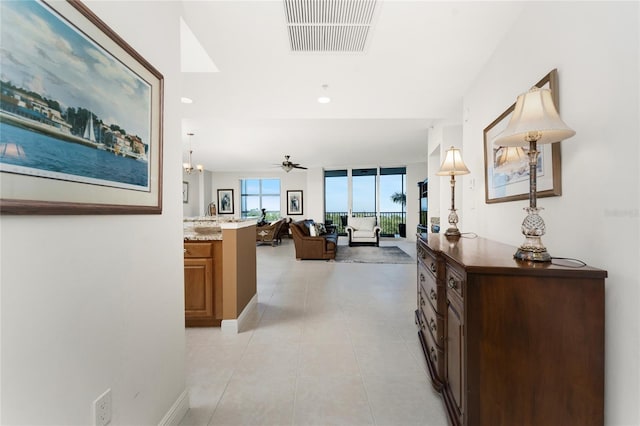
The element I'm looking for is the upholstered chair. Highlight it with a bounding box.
[346,216,381,247]
[256,218,285,246]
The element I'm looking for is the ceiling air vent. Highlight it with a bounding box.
[284,0,378,52]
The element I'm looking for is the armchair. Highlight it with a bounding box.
[290,220,338,260]
[256,218,285,246]
[346,216,381,247]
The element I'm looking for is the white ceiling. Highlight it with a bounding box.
[180,1,525,173]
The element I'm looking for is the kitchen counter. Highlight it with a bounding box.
[183,217,256,241]
[183,216,257,332]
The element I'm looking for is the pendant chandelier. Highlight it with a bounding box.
[183,132,203,174]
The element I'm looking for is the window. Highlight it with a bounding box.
[324,170,348,227]
[240,178,280,220]
[352,168,377,214]
[380,167,406,236]
[380,167,406,214]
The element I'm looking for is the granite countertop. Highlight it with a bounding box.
[183,217,257,241]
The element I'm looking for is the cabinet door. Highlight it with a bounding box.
[447,296,464,420]
[184,258,214,319]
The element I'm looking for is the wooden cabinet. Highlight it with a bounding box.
[184,241,223,326]
[416,239,445,389]
[416,235,606,426]
[184,257,213,319]
[417,179,428,231]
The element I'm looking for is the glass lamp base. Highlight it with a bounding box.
[514,243,551,262]
[444,227,461,237]
[445,209,461,237]
[515,208,552,262]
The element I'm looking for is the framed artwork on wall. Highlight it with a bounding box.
[0,0,164,215]
[483,69,562,204]
[182,182,188,204]
[287,190,303,215]
[217,189,234,214]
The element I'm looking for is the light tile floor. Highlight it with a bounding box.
[180,237,448,426]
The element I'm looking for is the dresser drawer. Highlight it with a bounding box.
[417,240,438,279]
[419,264,439,314]
[184,242,213,258]
[420,308,445,379]
[421,297,444,348]
[445,263,465,299]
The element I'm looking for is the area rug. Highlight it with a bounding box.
[335,246,414,264]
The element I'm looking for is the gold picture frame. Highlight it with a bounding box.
[483,69,561,204]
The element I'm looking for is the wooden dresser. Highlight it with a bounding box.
[416,234,606,426]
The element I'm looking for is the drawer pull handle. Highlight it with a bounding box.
[448,277,458,290]
[420,273,425,283]
[429,288,437,301]
[430,263,436,273]
[184,249,187,253]
[429,318,436,332]
[430,347,438,363]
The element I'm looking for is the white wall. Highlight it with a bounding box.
[427,138,441,227]
[210,170,307,220]
[0,2,187,425]
[182,170,214,218]
[462,2,639,424]
[427,125,467,234]
[306,167,325,222]
[182,170,200,217]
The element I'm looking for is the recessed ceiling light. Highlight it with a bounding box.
[317,84,330,104]
[181,97,193,104]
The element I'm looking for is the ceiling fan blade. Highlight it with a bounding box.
[293,165,308,169]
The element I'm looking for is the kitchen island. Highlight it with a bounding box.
[183,217,257,332]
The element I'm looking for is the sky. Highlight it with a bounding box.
[0,0,151,143]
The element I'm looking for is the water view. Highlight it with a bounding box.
[0,123,148,189]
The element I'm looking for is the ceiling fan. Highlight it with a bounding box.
[279,155,307,172]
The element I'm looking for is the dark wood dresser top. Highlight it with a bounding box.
[418,233,607,279]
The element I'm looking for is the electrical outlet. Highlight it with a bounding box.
[93,389,112,426]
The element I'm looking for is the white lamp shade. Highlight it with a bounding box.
[493,88,575,147]
[436,146,470,176]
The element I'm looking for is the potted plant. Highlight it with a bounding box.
[391,191,406,237]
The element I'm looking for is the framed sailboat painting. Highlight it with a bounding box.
[0,0,163,214]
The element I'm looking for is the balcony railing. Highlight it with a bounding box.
[324,211,406,237]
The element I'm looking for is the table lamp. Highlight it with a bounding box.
[436,146,470,237]
[493,87,575,262]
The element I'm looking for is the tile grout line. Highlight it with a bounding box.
[346,308,379,426]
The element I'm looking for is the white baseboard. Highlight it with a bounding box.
[221,294,258,334]
[158,389,189,426]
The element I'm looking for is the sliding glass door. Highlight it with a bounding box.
[324,167,406,236]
